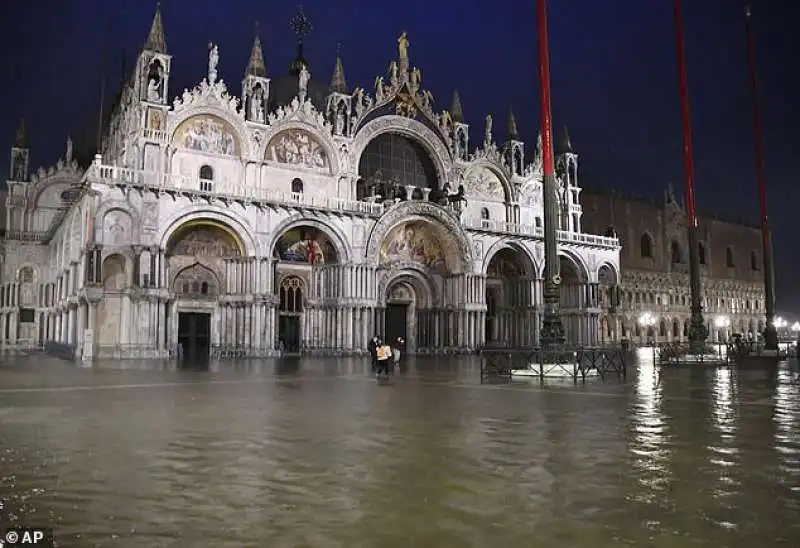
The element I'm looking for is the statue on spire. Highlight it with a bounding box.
[398,32,410,73]
[208,43,219,83]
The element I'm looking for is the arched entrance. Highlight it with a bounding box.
[165,219,244,362]
[271,223,342,353]
[383,273,433,353]
[558,253,589,344]
[597,263,619,343]
[484,245,536,347]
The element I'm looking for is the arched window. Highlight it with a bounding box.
[750,250,759,271]
[670,240,682,264]
[640,233,653,258]
[480,207,490,222]
[698,242,706,265]
[279,277,304,313]
[535,217,542,229]
[291,178,304,194]
[726,247,735,268]
[199,165,214,192]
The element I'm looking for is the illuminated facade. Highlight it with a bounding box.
[581,188,767,344]
[0,6,620,360]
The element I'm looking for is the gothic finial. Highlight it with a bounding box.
[330,52,348,94]
[14,119,27,148]
[450,90,464,122]
[557,125,573,154]
[246,22,266,77]
[397,31,410,73]
[507,107,519,140]
[289,6,312,75]
[290,6,313,42]
[145,1,167,54]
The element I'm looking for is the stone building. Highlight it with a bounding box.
[581,186,766,344]
[0,6,620,360]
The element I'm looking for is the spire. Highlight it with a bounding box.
[14,119,27,148]
[507,108,519,140]
[145,1,167,54]
[451,90,464,122]
[557,125,573,154]
[329,44,348,93]
[246,22,267,77]
[289,6,313,75]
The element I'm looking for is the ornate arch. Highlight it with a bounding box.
[94,200,142,244]
[596,261,620,285]
[365,201,474,273]
[16,263,38,283]
[378,266,438,308]
[482,238,539,277]
[463,159,516,203]
[352,115,453,185]
[258,121,340,175]
[266,214,352,263]
[557,248,589,282]
[157,207,257,256]
[167,110,250,158]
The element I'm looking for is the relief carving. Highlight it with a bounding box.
[170,228,240,258]
[266,129,328,170]
[464,167,504,201]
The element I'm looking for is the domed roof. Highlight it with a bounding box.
[267,51,327,113]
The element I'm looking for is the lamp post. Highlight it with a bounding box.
[714,315,730,343]
[673,0,707,355]
[744,6,778,351]
[536,0,565,347]
[773,316,787,340]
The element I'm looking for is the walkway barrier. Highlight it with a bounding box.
[43,342,77,361]
[0,340,44,355]
[479,345,628,383]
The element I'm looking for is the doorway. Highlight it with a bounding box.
[278,314,301,353]
[385,303,408,344]
[178,312,211,364]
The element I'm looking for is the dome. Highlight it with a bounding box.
[267,51,328,113]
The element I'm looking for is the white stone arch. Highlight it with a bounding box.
[16,263,38,283]
[365,201,474,274]
[167,108,251,159]
[463,159,516,203]
[596,261,620,285]
[557,248,590,283]
[259,120,340,175]
[266,214,352,263]
[157,206,258,257]
[481,238,539,278]
[171,261,221,295]
[352,115,453,186]
[94,200,142,244]
[378,266,438,308]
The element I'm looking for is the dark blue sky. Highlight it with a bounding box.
[1,0,797,310]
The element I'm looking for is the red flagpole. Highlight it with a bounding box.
[744,6,778,349]
[673,0,707,350]
[537,0,555,179]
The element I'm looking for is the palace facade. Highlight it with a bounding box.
[0,6,621,360]
[581,188,767,344]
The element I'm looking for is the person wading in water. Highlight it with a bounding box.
[376,340,392,379]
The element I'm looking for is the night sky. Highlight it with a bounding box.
[1,1,797,311]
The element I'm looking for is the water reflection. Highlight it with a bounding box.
[630,361,669,498]
[773,365,800,508]
[707,367,740,528]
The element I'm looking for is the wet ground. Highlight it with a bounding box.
[0,351,798,546]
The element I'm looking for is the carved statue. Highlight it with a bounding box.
[66,136,73,162]
[298,65,311,98]
[147,78,160,102]
[208,43,219,83]
[398,32,409,60]
[410,67,421,89]
[374,76,385,102]
[388,61,398,85]
[485,114,493,143]
[420,89,434,110]
[335,109,345,135]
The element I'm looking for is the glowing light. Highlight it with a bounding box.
[714,316,730,328]
[639,312,656,327]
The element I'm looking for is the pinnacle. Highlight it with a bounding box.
[557,125,573,154]
[14,119,27,148]
[507,108,519,140]
[145,1,167,54]
[330,55,348,94]
[451,90,464,122]
[246,26,266,77]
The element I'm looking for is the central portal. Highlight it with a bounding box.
[178,312,211,364]
[385,303,408,344]
[278,315,301,354]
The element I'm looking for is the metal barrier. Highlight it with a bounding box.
[43,342,77,360]
[479,345,628,383]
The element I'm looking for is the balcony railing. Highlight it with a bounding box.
[460,217,620,249]
[4,230,49,242]
[88,164,385,216]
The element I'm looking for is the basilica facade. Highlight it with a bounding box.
[0,7,621,360]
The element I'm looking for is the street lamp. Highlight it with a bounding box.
[791,322,800,333]
[773,316,787,328]
[639,312,656,345]
[715,315,730,343]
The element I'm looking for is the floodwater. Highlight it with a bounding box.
[0,351,798,547]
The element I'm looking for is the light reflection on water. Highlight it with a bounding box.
[1,355,799,545]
